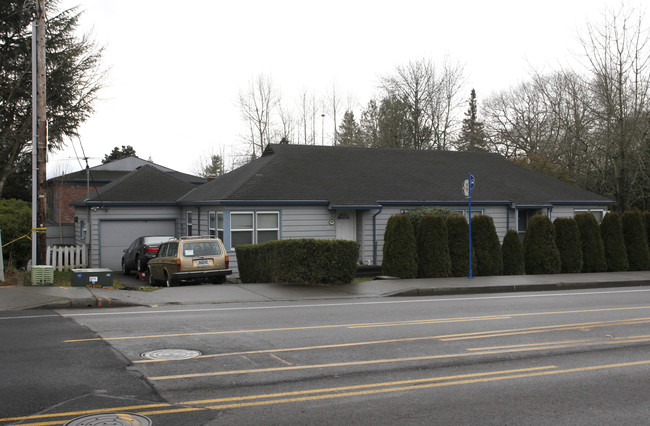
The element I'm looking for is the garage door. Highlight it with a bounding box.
[99,220,176,271]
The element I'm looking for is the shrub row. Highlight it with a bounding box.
[236,238,360,284]
[382,209,650,278]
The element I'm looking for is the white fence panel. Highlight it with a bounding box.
[46,244,87,271]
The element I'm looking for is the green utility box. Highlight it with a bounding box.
[71,268,113,288]
[32,265,55,285]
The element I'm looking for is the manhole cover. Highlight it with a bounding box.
[141,349,202,361]
[64,413,152,426]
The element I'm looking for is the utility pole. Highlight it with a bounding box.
[31,0,47,266]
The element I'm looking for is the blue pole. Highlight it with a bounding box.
[468,172,473,279]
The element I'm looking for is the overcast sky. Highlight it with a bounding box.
[48,0,638,178]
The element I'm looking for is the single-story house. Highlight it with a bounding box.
[74,144,614,275]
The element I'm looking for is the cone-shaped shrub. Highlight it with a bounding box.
[447,215,471,277]
[574,213,607,272]
[471,215,503,276]
[600,212,629,272]
[524,215,561,274]
[621,210,650,271]
[382,214,418,278]
[502,229,525,275]
[416,215,451,278]
[553,217,583,273]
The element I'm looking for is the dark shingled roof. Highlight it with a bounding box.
[72,165,199,205]
[179,144,612,207]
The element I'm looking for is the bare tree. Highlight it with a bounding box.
[238,74,278,158]
[381,59,434,149]
[579,6,650,210]
[430,58,465,150]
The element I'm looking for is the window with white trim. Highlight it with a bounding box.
[231,212,254,248]
[217,212,224,240]
[186,211,193,236]
[257,212,279,243]
[208,212,216,237]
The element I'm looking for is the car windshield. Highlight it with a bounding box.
[182,241,222,257]
[143,236,173,245]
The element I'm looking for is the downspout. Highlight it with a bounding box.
[372,205,383,265]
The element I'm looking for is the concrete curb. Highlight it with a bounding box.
[384,279,650,297]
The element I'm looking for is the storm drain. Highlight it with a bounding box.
[64,413,152,425]
[141,349,202,361]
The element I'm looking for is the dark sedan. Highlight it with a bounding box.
[121,235,174,274]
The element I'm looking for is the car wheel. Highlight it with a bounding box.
[164,272,175,287]
[148,267,158,286]
[121,259,131,275]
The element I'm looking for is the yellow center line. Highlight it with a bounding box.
[63,305,650,343]
[437,317,650,341]
[202,360,650,410]
[7,360,650,425]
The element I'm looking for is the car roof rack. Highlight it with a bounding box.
[178,235,217,240]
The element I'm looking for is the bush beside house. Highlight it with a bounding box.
[236,239,359,284]
[621,210,650,271]
[447,215,473,277]
[382,214,418,278]
[600,212,629,272]
[524,215,561,275]
[553,217,583,273]
[416,215,451,278]
[575,213,607,273]
[502,229,525,275]
[471,215,503,276]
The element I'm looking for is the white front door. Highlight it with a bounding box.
[335,211,356,241]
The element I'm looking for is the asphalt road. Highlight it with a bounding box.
[2,287,650,425]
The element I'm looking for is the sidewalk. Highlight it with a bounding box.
[1,271,649,311]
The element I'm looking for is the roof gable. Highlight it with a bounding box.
[73,165,198,205]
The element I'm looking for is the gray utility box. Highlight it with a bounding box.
[71,268,113,288]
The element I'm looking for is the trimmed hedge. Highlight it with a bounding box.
[502,229,525,275]
[554,217,583,273]
[621,210,650,271]
[382,214,418,278]
[236,239,360,284]
[471,215,503,276]
[600,212,629,272]
[524,215,561,274]
[405,207,462,233]
[574,213,607,273]
[447,215,472,277]
[416,215,451,278]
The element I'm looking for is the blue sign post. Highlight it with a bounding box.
[463,173,475,279]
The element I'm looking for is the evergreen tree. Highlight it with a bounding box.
[447,215,471,277]
[524,215,561,274]
[621,210,650,270]
[0,1,105,197]
[471,215,503,276]
[502,229,525,275]
[457,89,488,152]
[337,111,363,147]
[416,215,451,278]
[382,214,418,278]
[600,212,629,272]
[574,213,607,272]
[359,99,379,147]
[554,217,583,273]
[102,145,137,163]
